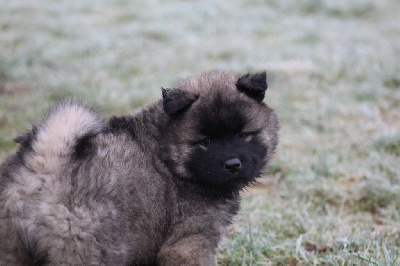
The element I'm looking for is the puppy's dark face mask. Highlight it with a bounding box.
[187,133,267,193]
[161,71,277,197]
[185,92,268,191]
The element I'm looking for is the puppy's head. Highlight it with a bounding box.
[160,71,279,197]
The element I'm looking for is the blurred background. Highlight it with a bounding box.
[1,0,399,264]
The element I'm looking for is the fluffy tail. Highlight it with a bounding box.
[17,100,103,174]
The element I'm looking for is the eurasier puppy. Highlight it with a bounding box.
[0,70,279,265]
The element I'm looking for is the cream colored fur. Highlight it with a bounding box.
[26,101,103,174]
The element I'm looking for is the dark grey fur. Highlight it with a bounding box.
[0,70,279,265]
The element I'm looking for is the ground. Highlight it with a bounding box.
[0,0,399,265]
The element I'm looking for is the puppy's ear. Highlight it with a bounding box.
[162,88,198,115]
[236,71,268,102]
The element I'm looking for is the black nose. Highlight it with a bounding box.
[225,158,242,174]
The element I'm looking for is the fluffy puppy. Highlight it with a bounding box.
[0,70,279,265]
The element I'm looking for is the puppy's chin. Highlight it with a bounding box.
[200,172,256,186]
[177,172,257,199]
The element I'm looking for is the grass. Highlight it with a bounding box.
[1,0,399,264]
